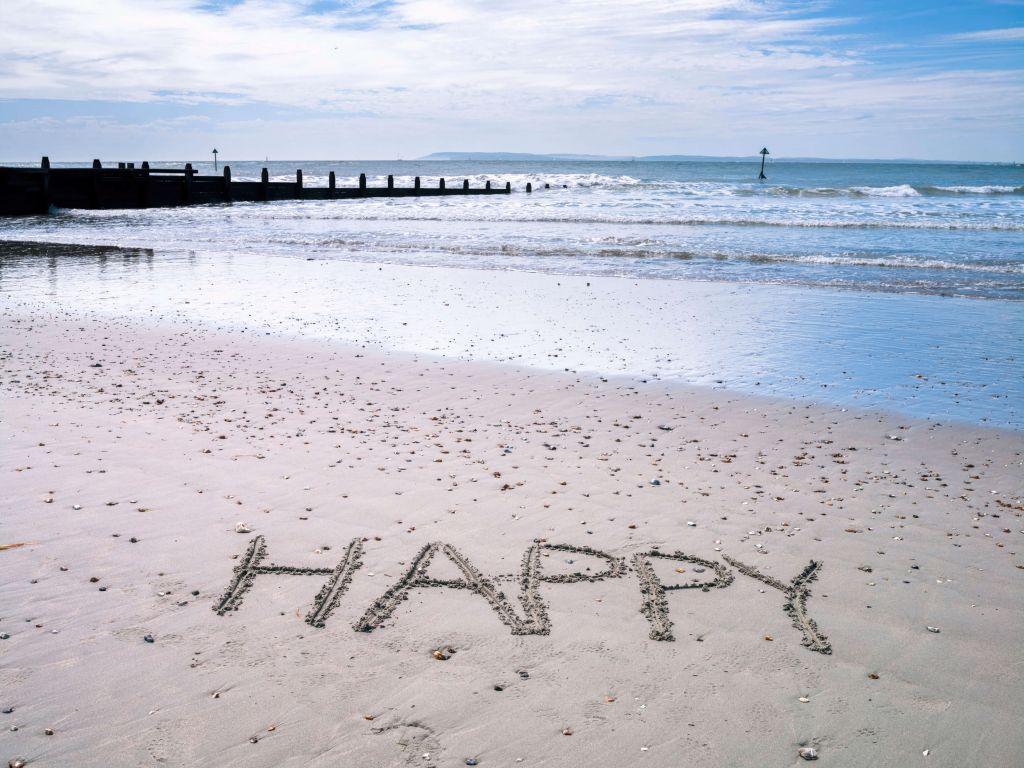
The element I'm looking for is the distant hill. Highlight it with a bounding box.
[415,151,782,162]
[418,151,750,162]
[419,152,631,161]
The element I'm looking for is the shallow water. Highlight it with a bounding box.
[1,243,1021,429]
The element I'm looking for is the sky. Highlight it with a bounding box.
[0,0,1022,162]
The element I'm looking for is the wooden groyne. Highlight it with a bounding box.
[0,157,513,216]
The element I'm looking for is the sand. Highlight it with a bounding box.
[1,306,1023,767]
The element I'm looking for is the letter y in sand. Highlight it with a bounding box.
[723,555,832,655]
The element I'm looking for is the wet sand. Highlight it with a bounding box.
[1,248,1021,428]
[1,306,1023,767]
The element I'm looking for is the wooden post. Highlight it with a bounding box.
[39,156,50,213]
[387,174,394,189]
[485,180,491,190]
[414,176,420,189]
[526,182,532,193]
[184,163,194,204]
[462,179,469,190]
[139,161,150,208]
[223,166,232,202]
[359,173,367,191]
[127,162,135,169]
[296,169,303,199]
[439,178,445,190]
[91,159,102,208]
[118,162,126,169]
[261,167,269,201]
[329,171,336,197]
[505,181,511,192]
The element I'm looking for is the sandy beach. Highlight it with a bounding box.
[3,0,1024,762]
[2,302,1022,767]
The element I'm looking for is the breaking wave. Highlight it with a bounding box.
[275,236,1024,276]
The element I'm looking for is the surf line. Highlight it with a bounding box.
[213,536,832,655]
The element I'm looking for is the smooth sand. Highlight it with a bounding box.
[1,307,1022,767]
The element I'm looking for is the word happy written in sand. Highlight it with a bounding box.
[214,536,832,655]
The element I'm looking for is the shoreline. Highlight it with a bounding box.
[2,307,1022,766]
[1,252,1021,430]
[8,233,1024,306]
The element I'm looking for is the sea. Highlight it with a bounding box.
[1,159,1022,428]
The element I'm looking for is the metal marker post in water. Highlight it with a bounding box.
[759,147,769,180]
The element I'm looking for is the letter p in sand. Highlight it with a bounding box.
[632,551,734,641]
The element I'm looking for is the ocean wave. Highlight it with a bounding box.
[738,184,925,198]
[253,209,1024,231]
[735,252,1023,274]
[927,185,1024,195]
[707,183,1023,198]
[850,184,921,197]
[276,236,1024,275]
[594,250,1023,274]
[50,199,1024,232]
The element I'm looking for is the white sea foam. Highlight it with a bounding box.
[930,185,1023,195]
[259,233,1023,277]
[738,253,1024,274]
[251,208,1024,232]
[850,184,921,197]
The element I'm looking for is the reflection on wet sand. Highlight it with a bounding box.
[1,243,1021,429]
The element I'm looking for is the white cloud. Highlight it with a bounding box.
[947,26,1024,42]
[0,0,1020,159]
[0,0,859,109]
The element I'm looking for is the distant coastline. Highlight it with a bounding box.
[419,151,1016,165]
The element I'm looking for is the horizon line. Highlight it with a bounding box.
[0,154,1018,165]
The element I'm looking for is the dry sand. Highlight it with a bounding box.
[1,306,1022,767]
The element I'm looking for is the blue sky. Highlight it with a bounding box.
[0,0,1021,161]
